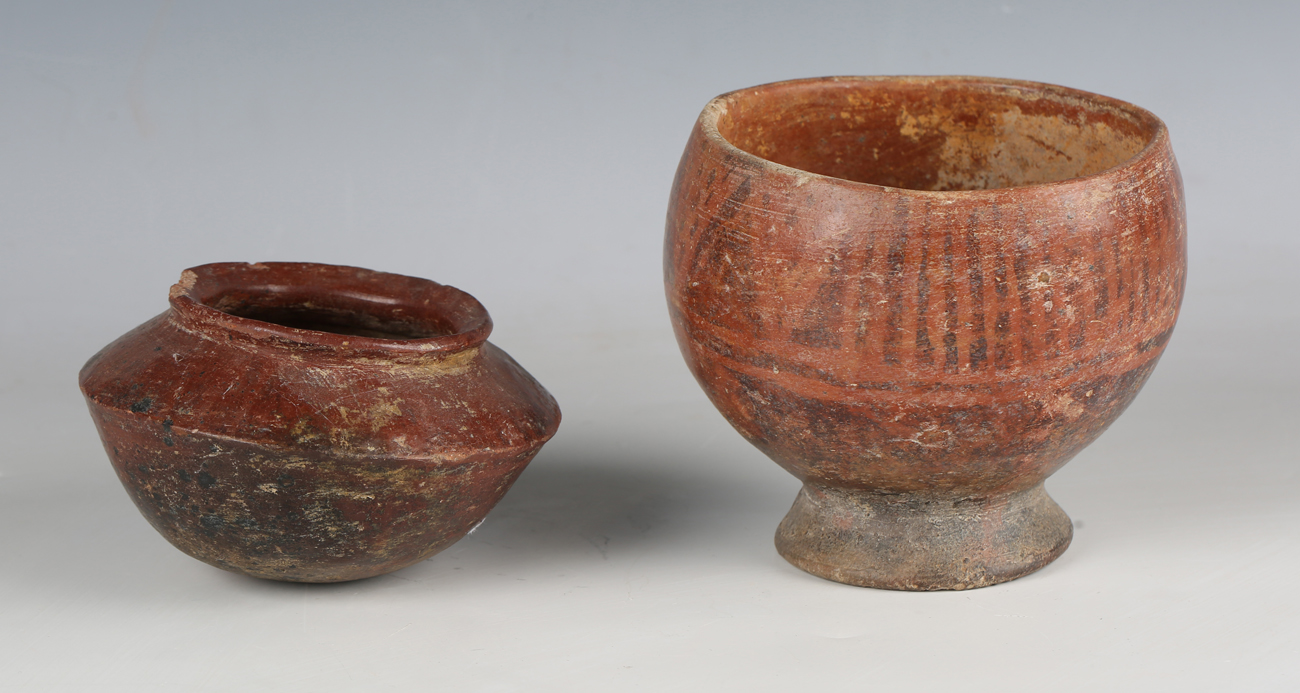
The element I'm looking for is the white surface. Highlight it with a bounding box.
[2,2,1298,690]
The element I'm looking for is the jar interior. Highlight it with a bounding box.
[207,289,456,340]
[715,79,1160,191]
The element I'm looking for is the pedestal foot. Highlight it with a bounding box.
[775,483,1073,590]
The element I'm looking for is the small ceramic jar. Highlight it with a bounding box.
[80,262,560,582]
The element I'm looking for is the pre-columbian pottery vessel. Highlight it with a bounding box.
[80,262,560,582]
[665,76,1185,590]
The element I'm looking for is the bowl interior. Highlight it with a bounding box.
[713,77,1162,191]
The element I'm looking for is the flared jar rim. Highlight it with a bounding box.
[167,261,492,355]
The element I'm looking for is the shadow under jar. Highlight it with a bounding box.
[80,262,560,582]
[665,76,1185,590]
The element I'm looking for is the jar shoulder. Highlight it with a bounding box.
[80,313,560,459]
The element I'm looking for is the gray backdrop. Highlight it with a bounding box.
[2,1,1296,689]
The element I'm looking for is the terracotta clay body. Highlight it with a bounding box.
[80,262,560,582]
[665,77,1185,590]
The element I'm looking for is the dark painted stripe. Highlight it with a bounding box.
[1141,253,1151,322]
[790,241,848,349]
[1127,253,1137,328]
[1011,209,1037,364]
[1137,325,1175,353]
[1040,221,1060,360]
[699,168,718,208]
[1065,242,1085,352]
[1111,234,1127,332]
[1091,229,1110,320]
[994,310,1012,370]
[1115,192,1138,331]
[882,197,912,366]
[914,209,935,367]
[993,224,1013,371]
[993,245,1009,299]
[853,221,879,352]
[685,173,750,280]
[942,226,959,374]
[964,210,989,371]
[1135,179,1152,322]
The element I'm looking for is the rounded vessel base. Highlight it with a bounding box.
[775,483,1073,591]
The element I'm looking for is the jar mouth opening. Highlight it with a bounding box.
[706,76,1166,192]
[169,262,492,353]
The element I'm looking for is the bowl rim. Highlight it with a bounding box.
[699,75,1171,196]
